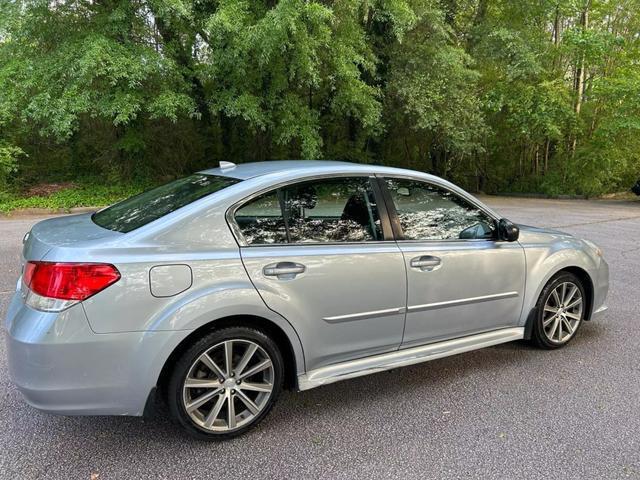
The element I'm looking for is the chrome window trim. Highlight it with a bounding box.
[225,173,393,248]
[233,240,400,248]
[394,238,502,245]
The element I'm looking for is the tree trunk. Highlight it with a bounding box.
[571,1,591,156]
[553,4,561,45]
[544,138,550,173]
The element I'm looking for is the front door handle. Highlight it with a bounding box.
[410,255,442,272]
[263,262,306,279]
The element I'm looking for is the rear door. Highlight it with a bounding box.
[232,176,407,371]
[380,177,526,347]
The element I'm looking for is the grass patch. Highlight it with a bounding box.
[0,179,152,214]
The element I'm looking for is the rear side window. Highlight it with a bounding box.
[93,174,240,233]
[234,177,382,244]
[233,191,287,245]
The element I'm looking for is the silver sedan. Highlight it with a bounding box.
[4,160,609,439]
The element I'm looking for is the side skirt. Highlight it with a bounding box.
[297,327,524,391]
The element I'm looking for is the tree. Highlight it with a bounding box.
[1,0,639,196]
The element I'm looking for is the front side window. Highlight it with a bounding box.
[385,178,496,241]
[93,174,240,233]
[234,177,383,245]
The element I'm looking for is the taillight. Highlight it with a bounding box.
[23,261,121,301]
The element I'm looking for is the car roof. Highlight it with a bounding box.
[199,160,418,180]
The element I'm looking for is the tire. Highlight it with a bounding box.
[530,271,587,349]
[167,326,284,440]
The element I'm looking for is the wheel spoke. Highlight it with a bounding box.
[543,315,556,327]
[186,388,223,412]
[224,341,233,377]
[561,283,567,304]
[566,297,582,309]
[227,391,236,429]
[185,378,223,389]
[234,344,258,377]
[240,382,273,393]
[551,289,561,306]
[561,318,574,335]
[236,389,260,415]
[200,353,226,379]
[564,285,577,305]
[238,359,272,380]
[548,317,560,340]
[565,311,581,321]
[556,317,563,341]
[544,305,559,314]
[203,394,226,428]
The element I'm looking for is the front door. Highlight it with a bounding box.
[233,176,407,371]
[380,177,526,347]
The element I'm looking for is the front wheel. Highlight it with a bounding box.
[167,326,284,440]
[531,272,586,349]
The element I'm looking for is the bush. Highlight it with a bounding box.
[0,143,24,188]
[0,179,152,214]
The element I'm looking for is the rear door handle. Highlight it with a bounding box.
[263,262,306,279]
[410,255,442,272]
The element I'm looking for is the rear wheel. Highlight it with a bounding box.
[531,272,586,349]
[167,326,284,440]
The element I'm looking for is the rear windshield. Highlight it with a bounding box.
[93,174,240,233]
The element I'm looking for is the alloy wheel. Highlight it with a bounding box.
[182,339,275,432]
[542,281,583,343]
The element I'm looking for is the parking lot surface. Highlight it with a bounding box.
[1,196,639,479]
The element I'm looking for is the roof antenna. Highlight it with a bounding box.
[219,161,236,170]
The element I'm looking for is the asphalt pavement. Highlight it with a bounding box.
[1,196,639,479]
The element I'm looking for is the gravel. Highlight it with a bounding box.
[1,197,639,479]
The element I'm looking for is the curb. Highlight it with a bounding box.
[0,206,100,218]
[489,192,588,200]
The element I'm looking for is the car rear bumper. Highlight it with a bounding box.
[4,291,190,416]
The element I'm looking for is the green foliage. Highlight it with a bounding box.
[0,179,150,213]
[0,0,639,206]
[0,143,24,187]
[388,19,485,158]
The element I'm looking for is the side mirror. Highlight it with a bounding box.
[498,218,520,242]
